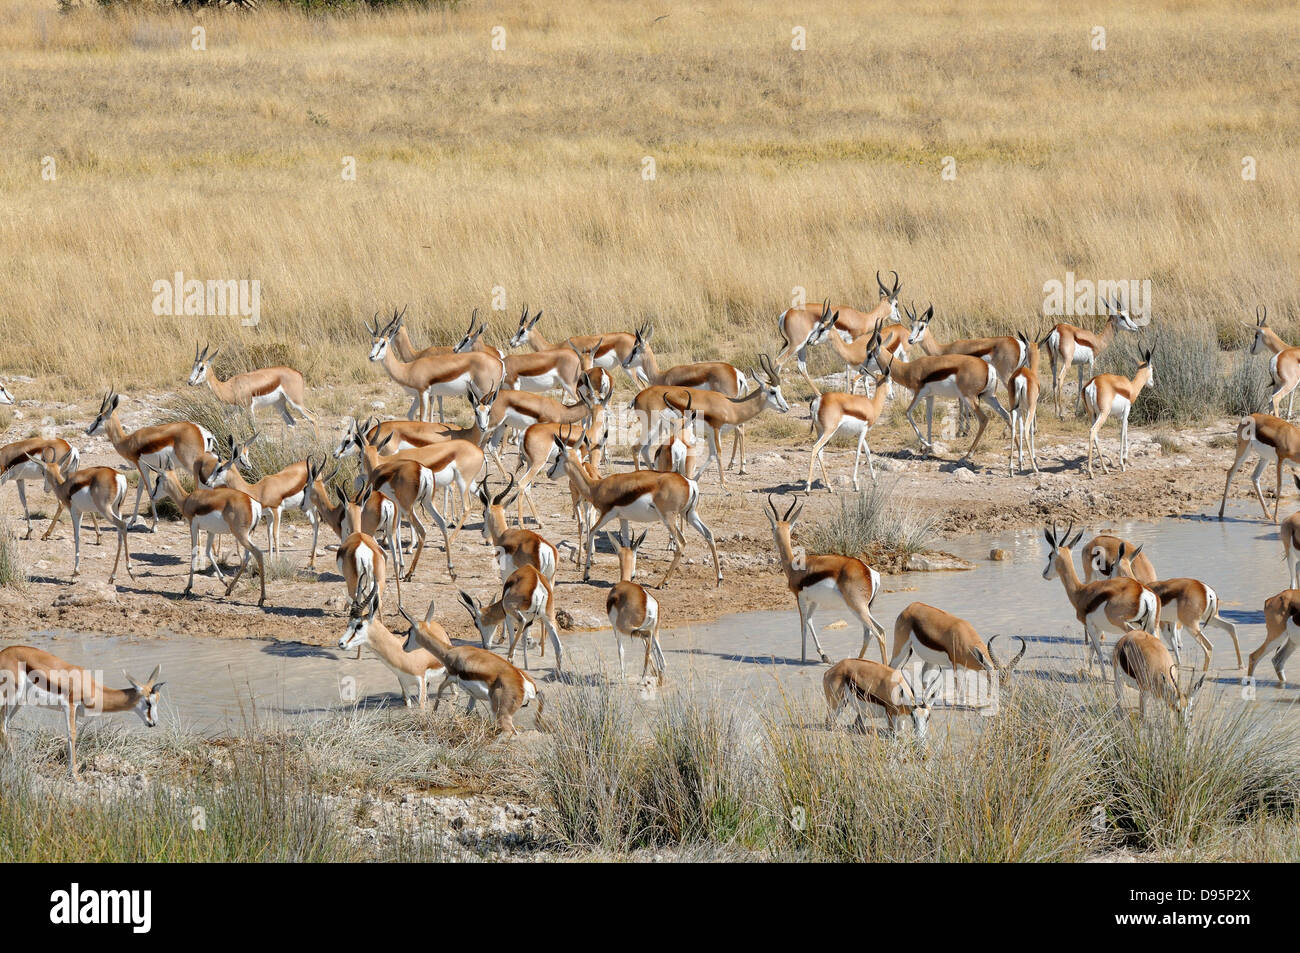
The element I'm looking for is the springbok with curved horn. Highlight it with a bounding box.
[477,474,559,583]
[1279,478,1300,588]
[1082,533,1157,584]
[805,363,891,491]
[33,450,134,583]
[1101,543,1242,672]
[1007,331,1041,475]
[87,390,218,531]
[188,343,318,433]
[387,308,498,422]
[1219,413,1300,523]
[1113,631,1206,724]
[870,313,1011,459]
[1041,524,1159,673]
[203,435,316,560]
[403,598,543,735]
[1082,347,1155,477]
[513,380,611,527]
[808,308,908,398]
[478,307,587,399]
[888,603,1025,706]
[765,494,887,664]
[457,566,564,674]
[1042,294,1142,418]
[305,456,397,571]
[605,529,666,685]
[775,271,902,394]
[1245,305,1300,420]
[548,435,721,589]
[340,384,497,456]
[0,437,80,539]
[338,576,444,707]
[1248,589,1300,686]
[0,646,163,779]
[823,658,940,740]
[507,309,645,385]
[656,354,790,486]
[651,390,706,480]
[146,463,266,607]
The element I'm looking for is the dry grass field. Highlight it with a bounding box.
[2,0,1297,398]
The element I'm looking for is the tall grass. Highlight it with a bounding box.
[799,478,938,561]
[0,518,28,588]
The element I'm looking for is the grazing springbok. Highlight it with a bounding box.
[367,309,504,423]
[1113,631,1206,724]
[0,437,79,539]
[34,450,133,583]
[1042,295,1141,418]
[478,476,559,583]
[457,566,564,673]
[403,599,543,735]
[1042,524,1158,672]
[805,366,891,491]
[765,495,886,664]
[188,343,318,433]
[549,435,721,588]
[656,353,790,485]
[0,646,162,779]
[339,577,444,707]
[87,391,218,530]
[888,602,1025,706]
[870,317,1011,459]
[775,271,902,394]
[1102,543,1242,672]
[605,530,666,685]
[651,390,706,479]
[1219,413,1300,523]
[823,658,939,740]
[508,308,645,385]
[1082,347,1155,477]
[334,483,399,624]
[147,464,266,606]
[810,308,907,398]
[1007,332,1041,475]
[344,383,496,454]
[622,323,752,468]
[1249,589,1300,686]
[204,436,315,559]
[1245,305,1300,420]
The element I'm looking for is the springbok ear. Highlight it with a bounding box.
[633,529,649,550]
[152,682,166,694]
[123,671,141,691]
[457,590,477,613]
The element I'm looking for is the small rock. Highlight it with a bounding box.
[952,466,978,483]
[989,548,1011,561]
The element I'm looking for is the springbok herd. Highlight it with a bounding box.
[2,275,1300,778]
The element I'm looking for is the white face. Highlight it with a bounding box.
[1145,361,1156,388]
[906,316,929,346]
[508,322,531,348]
[188,360,209,386]
[1042,542,1060,580]
[135,689,161,728]
[887,297,899,322]
[763,382,790,414]
[332,426,360,459]
[87,399,116,436]
[368,333,391,363]
[0,383,13,405]
[339,614,369,651]
[910,704,930,742]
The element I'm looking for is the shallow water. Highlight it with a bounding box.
[5,502,1297,737]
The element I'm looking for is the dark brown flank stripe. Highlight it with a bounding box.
[910,623,949,654]
[1078,581,1129,618]
[250,378,283,398]
[1288,603,1300,630]
[133,429,183,456]
[918,365,962,387]
[70,469,112,492]
[1117,642,1141,680]
[0,439,61,472]
[604,475,671,509]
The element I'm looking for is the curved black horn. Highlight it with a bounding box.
[988,635,1027,672]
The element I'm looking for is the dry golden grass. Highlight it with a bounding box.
[1,0,1297,399]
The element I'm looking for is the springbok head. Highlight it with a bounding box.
[123,665,165,728]
[508,304,544,348]
[876,270,902,321]
[188,342,221,387]
[87,390,122,436]
[1041,522,1084,580]
[904,301,934,346]
[366,306,407,362]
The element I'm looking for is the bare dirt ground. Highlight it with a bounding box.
[0,380,1255,650]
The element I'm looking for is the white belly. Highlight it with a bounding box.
[1251,439,1279,462]
[917,375,962,401]
[1108,395,1131,418]
[251,387,286,410]
[452,676,492,702]
[502,408,540,431]
[426,373,473,398]
[909,637,951,666]
[193,511,228,533]
[516,371,564,392]
[3,460,45,483]
[1086,605,1123,636]
[1071,344,1095,365]
[610,493,660,523]
[800,577,849,611]
[15,672,70,709]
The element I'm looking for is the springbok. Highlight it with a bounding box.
[1042,524,1158,672]
[367,309,504,423]
[305,456,397,571]
[888,602,1025,706]
[0,437,79,539]
[339,577,444,707]
[0,646,162,779]
[775,271,902,394]
[188,343,318,433]
[651,391,706,479]
[1007,332,1041,475]
[1248,589,1300,686]
[1102,544,1242,672]
[334,483,399,622]
[549,436,721,588]
[765,495,887,664]
[147,464,266,606]
[477,475,559,583]
[34,450,134,583]
[1082,534,1157,584]
[1219,413,1300,523]
[805,366,891,491]
[478,307,586,399]
[387,309,497,422]
[656,353,790,485]
[86,391,218,530]
[605,530,666,685]
[457,566,564,673]
[513,380,610,527]
[622,323,752,468]
[1245,306,1300,420]
[870,317,1011,459]
[346,383,496,454]
[1082,347,1155,477]
[507,309,645,385]
[1280,479,1300,588]
[203,436,315,559]
[1042,295,1141,418]
[810,308,908,398]
[403,599,543,735]
[823,658,939,740]
[1113,631,1206,723]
